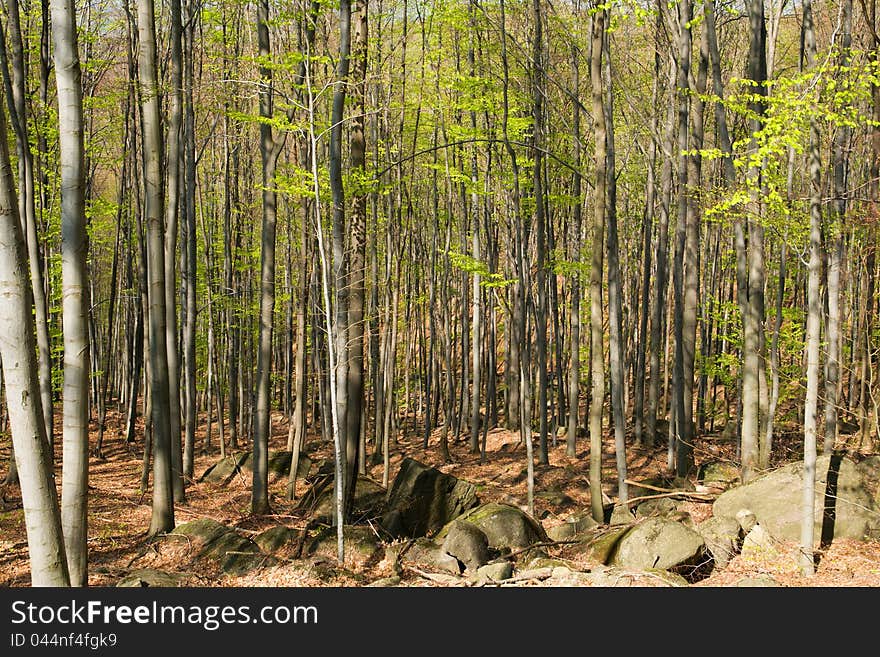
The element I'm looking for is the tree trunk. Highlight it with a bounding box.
[801,0,821,577]
[603,27,627,501]
[0,91,70,586]
[589,5,607,523]
[51,0,91,587]
[137,0,175,537]
[165,0,185,503]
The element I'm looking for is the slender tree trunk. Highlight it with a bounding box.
[252,0,286,516]
[801,0,821,576]
[825,0,851,453]
[137,0,175,537]
[182,0,199,482]
[51,0,91,586]
[344,0,368,514]
[0,91,70,586]
[165,0,185,503]
[589,5,607,523]
[1,0,53,445]
[603,28,627,501]
[567,35,582,458]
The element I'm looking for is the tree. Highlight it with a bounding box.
[137,0,175,537]
[51,0,90,587]
[588,2,607,523]
[801,0,822,578]
[0,85,69,586]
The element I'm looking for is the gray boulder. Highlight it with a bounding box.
[117,569,187,587]
[696,516,742,568]
[546,511,600,541]
[400,537,463,575]
[470,561,513,585]
[254,525,303,555]
[200,450,310,486]
[635,497,681,518]
[171,518,273,575]
[698,460,741,491]
[442,520,491,571]
[305,525,383,567]
[611,517,708,576]
[309,477,387,523]
[442,502,547,552]
[609,504,636,526]
[713,454,880,541]
[381,458,479,538]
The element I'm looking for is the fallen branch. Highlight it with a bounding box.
[622,479,717,506]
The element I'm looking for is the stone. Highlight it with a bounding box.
[170,518,272,575]
[305,525,383,568]
[635,497,681,518]
[611,517,708,578]
[309,477,387,523]
[116,569,187,587]
[381,458,480,538]
[535,489,575,508]
[735,509,758,534]
[696,516,742,568]
[441,520,491,572]
[254,525,303,555]
[741,523,776,553]
[609,504,636,526]
[698,460,741,490]
[470,561,513,585]
[200,450,310,486]
[399,537,462,575]
[545,511,601,542]
[199,452,250,485]
[714,454,880,541]
[368,576,401,587]
[736,575,780,587]
[441,502,548,551]
[525,556,571,570]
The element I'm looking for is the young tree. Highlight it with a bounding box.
[0,88,69,586]
[137,0,175,537]
[589,3,607,523]
[51,0,91,587]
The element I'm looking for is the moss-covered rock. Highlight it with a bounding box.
[116,569,187,587]
[698,460,741,490]
[566,525,633,564]
[611,517,708,575]
[381,458,480,538]
[441,503,547,552]
[635,497,682,519]
[441,520,490,571]
[309,477,387,523]
[696,515,742,568]
[199,451,310,486]
[171,518,271,575]
[305,525,384,568]
[254,525,303,555]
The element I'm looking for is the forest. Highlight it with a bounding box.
[1,0,880,589]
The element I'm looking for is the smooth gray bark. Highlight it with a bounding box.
[51,0,91,587]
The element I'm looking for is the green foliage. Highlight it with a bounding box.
[700,47,879,243]
[447,250,515,289]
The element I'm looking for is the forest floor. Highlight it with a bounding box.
[2,408,880,588]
